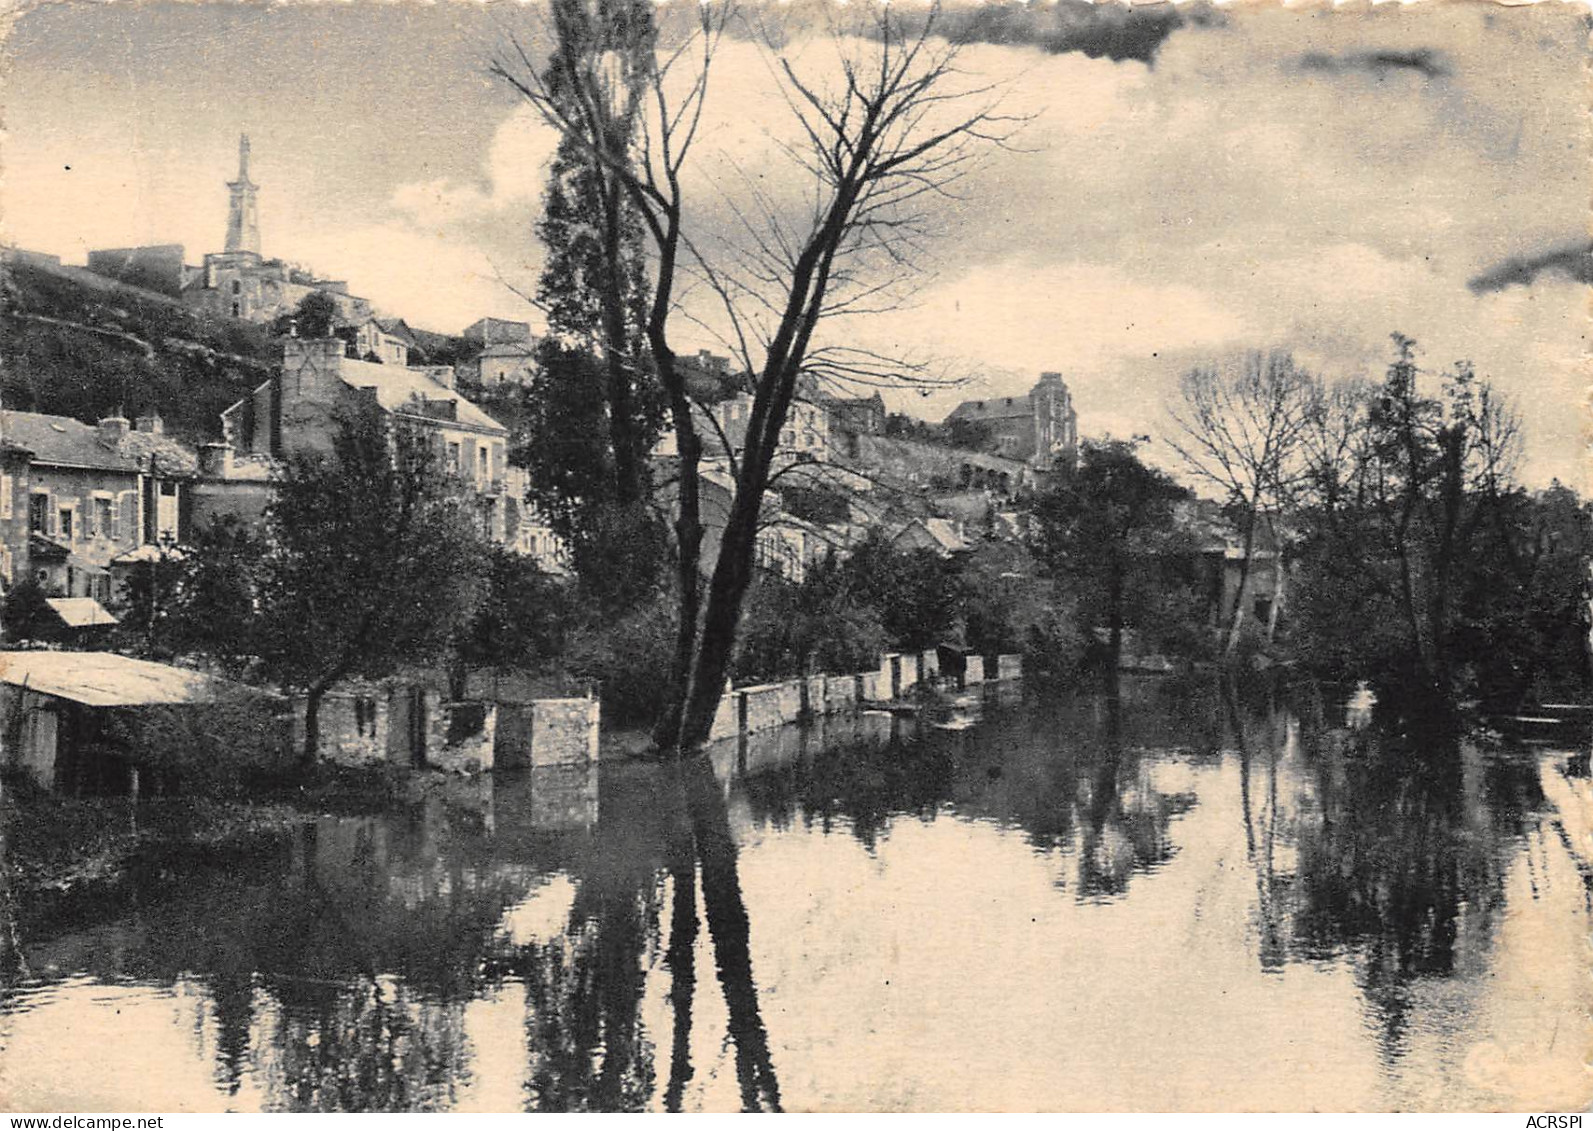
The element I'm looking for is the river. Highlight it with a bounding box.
[0,675,1588,1112]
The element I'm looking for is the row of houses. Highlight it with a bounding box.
[0,332,570,632]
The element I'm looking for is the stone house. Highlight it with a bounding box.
[0,411,195,603]
[944,371,1079,469]
[460,340,538,389]
[207,337,568,569]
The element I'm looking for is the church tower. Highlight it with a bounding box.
[224,134,261,256]
[1030,371,1078,469]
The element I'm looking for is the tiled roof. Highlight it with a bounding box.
[337,357,507,434]
[0,413,138,472]
[946,395,1033,422]
[117,429,199,476]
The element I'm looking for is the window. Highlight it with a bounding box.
[477,445,489,486]
[231,279,241,295]
[156,481,179,540]
[28,493,48,535]
[95,498,113,540]
[447,442,461,473]
[231,301,241,317]
[58,507,73,541]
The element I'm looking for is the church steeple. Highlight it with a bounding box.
[224,134,261,256]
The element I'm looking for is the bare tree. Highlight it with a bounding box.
[1166,350,1319,657]
[495,1,1016,753]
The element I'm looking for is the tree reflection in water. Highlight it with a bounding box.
[2,674,1575,1111]
[510,757,781,1112]
[1225,678,1553,1067]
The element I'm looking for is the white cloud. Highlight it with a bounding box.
[389,106,559,229]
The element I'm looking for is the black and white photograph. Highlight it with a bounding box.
[0,0,1588,1114]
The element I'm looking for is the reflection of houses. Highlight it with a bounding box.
[200,337,565,570]
[944,371,1078,469]
[0,411,195,603]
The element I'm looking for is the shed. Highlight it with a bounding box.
[0,651,251,793]
[45,598,119,630]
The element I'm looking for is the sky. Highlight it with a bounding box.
[2,0,1587,487]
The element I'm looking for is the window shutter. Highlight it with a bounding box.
[0,475,11,521]
[112,493,124,541]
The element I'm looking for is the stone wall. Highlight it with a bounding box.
[428,701,495,774]
[996,654,1023,681]
[298,687,390,768]
[899,652,920,694]
[859,669,886,702]
[741,681,804,733]
[964,655,986,685]
[800,676,827,718]
[920,650,940,681]
[529,698,600,767]
[708,691,740,743]
[824,674,859,713]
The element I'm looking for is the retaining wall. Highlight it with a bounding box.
[996,654,1023,681]
[430,701,495,774]
[495,697,602,768]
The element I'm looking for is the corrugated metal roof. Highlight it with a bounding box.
[45,599,119,628]
[0,651,244,707]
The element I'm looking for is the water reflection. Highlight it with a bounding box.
[2,676,1587,1111]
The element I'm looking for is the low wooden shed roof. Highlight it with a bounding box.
[0,651,243,708]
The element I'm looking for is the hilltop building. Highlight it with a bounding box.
[944,371,1078,469]
[84,136,372,327]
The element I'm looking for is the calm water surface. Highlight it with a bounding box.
[1,677,1588,1111]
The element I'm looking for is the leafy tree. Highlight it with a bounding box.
[1029,440,1195,672]
[521,0,665,581]
[1,578,57,644]
[273,291,341,339]
[252,414,490,762]
[1295,335,1522,691]
[160,515,272,676]
[454,546,574,693]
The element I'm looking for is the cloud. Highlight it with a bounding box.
[1297,48,1449,80]
[1467,241,1593,294]
[388,107,558,229]
[934,1,1224,65]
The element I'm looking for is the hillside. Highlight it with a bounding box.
[1,251,277,445]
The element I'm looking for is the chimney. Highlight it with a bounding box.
[99,416,130,445]
[199,441,234,480]
[134,413,164,435]
[283,337,345,367]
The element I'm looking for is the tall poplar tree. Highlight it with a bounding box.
[522,0,665,585]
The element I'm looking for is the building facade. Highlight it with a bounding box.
[209,338,565,569]
[944,370,1079,469]
[0,412,195,602]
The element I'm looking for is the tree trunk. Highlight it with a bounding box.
[1107,560,1125,674]
[1224,504,1259,659]
[675,481,762,752]
[301,684,325,766]
[683,755,781,1111]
